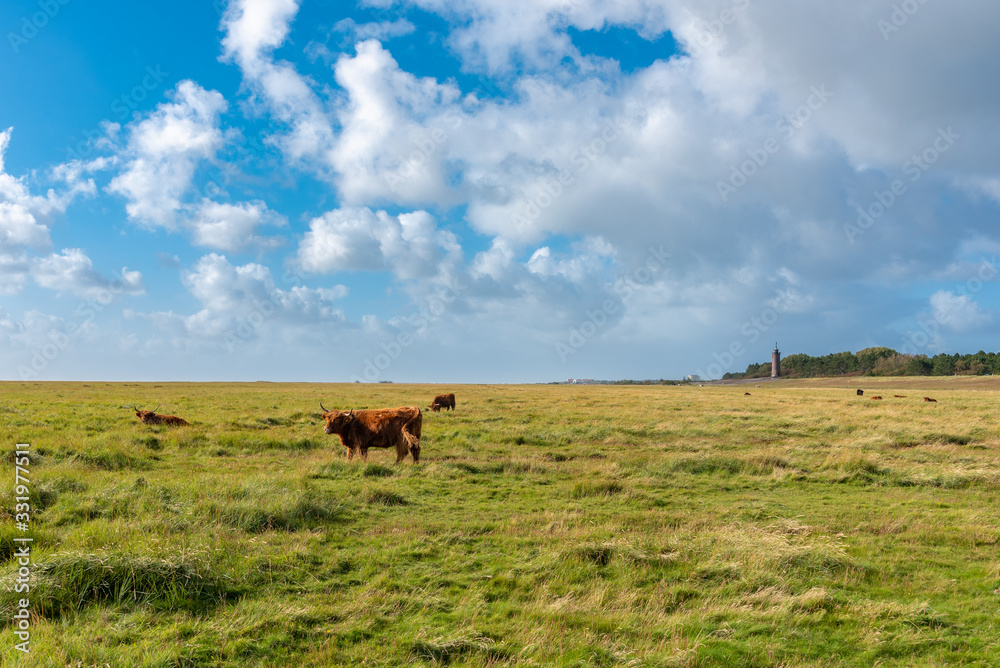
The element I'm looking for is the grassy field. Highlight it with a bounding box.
[1,379,999,666]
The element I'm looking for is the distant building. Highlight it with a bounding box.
[686,375,701,381]
[772,344,781,378]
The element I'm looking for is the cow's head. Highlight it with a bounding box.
[320,403,354,435]
[133,405,159,423]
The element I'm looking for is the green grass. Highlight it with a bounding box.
[1,380,999,666]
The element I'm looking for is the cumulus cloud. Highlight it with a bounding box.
[32,250,144,299]
[0,201,50,251]
[0,128,140,298]
[92,0,1000,378]
[331,17,415,45]
[220,0,336,166]
[107,81,229,228]
[220,0,300,72]
[131,253,349,347]
[296,207,462,281]
[380,0,670,74]
[929,290,991,332]
[187,199,286,252]
[330,40,465,205]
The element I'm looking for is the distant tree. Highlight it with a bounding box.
[870,354,912,376]
[735,347,1000,379]
[906,356,933,376]
[856,347,898,373]
[931,354,956,376]
[970,360,987,375]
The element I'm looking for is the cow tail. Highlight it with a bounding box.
[402,411,422,461]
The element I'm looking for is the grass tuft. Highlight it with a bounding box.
[217,496,347,533]
[366,489,409,506]
[132,435,162,450]
[410,633,504,664]
[672,455,793,476]
[362,463,395,478]
[74,449,153,470]
[1,552,235,620]
[571,480,624,498]
[576,545,614,566]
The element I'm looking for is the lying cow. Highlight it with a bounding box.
[133,405,189,426]
[320,404,422,463]
[429,393,456,412]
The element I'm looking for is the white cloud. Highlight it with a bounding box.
[0,201,50,251]
[296,207,462,281]
[188,199,286,252]
[331,17,416,44]
[0,127,92,221]
[20,0,997,380]
[131,253,349,349]
[32,249,144,299]
[220,0,336,166]
[220,0,300,73]
[210,1,1000,379]
[929,290,990,332]
[957,175,1000,205]
[0,128,138,299]
[381,0,669,74]
[107,81,229,228]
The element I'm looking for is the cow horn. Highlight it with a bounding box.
[132,405,139,411]
[320,402,329,412]
[151,405,159,413]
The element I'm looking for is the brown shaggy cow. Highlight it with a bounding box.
[133,405,189,426]
[320,405,422,463]
[924,397,938,402]
[894,395,906,398]
[871,396,883,400]
[429,393,456,412]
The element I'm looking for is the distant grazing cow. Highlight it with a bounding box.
[755,384,761,388]
[429,393,456,412]
[744,392,751,396]
[320,404,422,463]
[857,389,864,396]
[871,396,883,400]
[133,405,189,426]
[924,397,937,402]
[894,395,906,398]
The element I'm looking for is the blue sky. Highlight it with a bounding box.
[1,0,999,382]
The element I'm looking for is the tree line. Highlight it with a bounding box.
[723,347,1000,379]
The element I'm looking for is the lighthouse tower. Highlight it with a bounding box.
[771,343,781,378]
